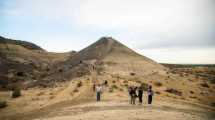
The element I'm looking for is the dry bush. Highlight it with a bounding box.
[200,82,209,88]
[12,87,21,98]
[209,78,215,84]
[109,88,114,93]
[123,80,128,84]
[189,96,197,99]
[211,102,215,107]
[111,84,118,89]
[73,88,79,93]
[190,91,194,94]
[0,100,7,108]
[49,96,54,99]
[58,69,63,72]
[77,81,82,88]
[112,80,116,83]
[16,71,25,77]
[124,84,128,88]
[37,92,45,96]
[154,81,162,87]
[165,88,182,96]
[155,91,161,95]
[119,88,124,91]
[130,72,136,76]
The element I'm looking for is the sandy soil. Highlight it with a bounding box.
[33,101,215,120]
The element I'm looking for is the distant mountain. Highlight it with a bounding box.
[68,37,164,72]
[0,36,44,51]
[46,37,165,83]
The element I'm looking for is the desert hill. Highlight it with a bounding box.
[0,36,43,51]
[41,37,166,86]
[0,36,215,120]
[0,36,75,89]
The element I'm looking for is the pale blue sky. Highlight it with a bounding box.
[0,0,215,64]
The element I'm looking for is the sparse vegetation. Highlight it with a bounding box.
[0,100,7,108]
[165,88,182,96]
[58,69,63,72]
[109,88,114,93]
[119,88,124,91]
[211,102,215,107]
[124,84,128,88]
[130,72,136,76]
[111,84,118,89]
[123,80,128,84]
[154,81,162,87]
[73,88,79,92]
[12,87,21,98]
[16,71,25,77]
[77,81,83,88]
[155,91,161,95]
[200,82,209,88]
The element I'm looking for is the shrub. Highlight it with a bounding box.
[111,84,118,89]
[119,88,124,91]
[211,102,215,107]
[58,69,63,72]
[109,88,114,93]
[12,87,21,98]
[0,100,7,108]
[73,88,79,93]
[77,81,82,88]
[154,81,162,87]
[16,71,25,76]
[190,91,194,94]
[123,80,128,84]
[209,78,215,84]
[130,72,136,76]
[200,82,209,88]
[165,88,182,96]
[155,91,161,95]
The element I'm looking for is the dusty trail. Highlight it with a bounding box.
[35,101,215,120]
[1,78,96,120]
[1,80,215,120]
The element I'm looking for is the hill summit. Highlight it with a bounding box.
[57,37,165,79]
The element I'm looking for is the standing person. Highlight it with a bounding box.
[96,84,102,102]
[93,83,96,92]
[128,86,133,104]
[147,85,154,104]
[129,86,137,105]
[138,85,143,104]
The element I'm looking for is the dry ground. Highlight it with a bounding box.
[1,75,215,120]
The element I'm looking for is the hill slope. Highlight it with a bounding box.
[0,36,75,89]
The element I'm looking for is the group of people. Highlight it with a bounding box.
[128,85,153,105]
[93,83,154,105]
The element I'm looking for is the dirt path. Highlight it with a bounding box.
[33,101,215,120]
[1,77,214,120]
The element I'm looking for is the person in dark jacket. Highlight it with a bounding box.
[138,86,143,104]
[129,86,137,105]
[147,85,154,104]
